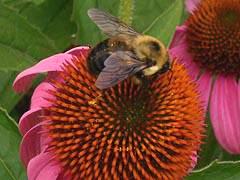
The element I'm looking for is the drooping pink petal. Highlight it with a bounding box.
[20,124,44,167]
[19,108,42,136]
[210,75,240,154]
[13,46,90,94]
[13,53,74,93]
[185,0,202,13]
[196,71,213,111]
[16,46,91,178]
[27,152,61,180]
[30,82,55,109]
[19,82,55,135]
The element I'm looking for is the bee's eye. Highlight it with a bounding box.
[150,42,160,51]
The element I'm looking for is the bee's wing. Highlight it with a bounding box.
[95,51,147,89]
[88,8,139,37]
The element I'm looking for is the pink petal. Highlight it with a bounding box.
[28,152,61,180]
[169,26,187,49]
[13,53,74,93]
[169,26,201,80]
[210,75,240,154]
[65,46,90,57]
[185,0,202,13]
[20,124,43,167]
[19,82,55,135]
[30,82,55,109]
[172,49,200,80]
[196,71,212,112]
[189,151,198,172]
[13,46,90,93]
[19,108,42,136]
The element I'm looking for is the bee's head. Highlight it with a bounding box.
[134,36,169,76]
[158,56,170,74]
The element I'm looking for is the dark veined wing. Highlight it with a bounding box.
[95,51,147,89]
[88,8,139,37]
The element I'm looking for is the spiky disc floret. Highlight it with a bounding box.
[186,0,240,76]
[43,55,205,180]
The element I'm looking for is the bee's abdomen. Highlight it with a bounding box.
[87,39,111,75]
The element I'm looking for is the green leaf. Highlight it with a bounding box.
[18,0,76,52]
[0,71,22,112]
[143,0,184,47]
[0,108,26,180]
[31,0,46,5]
[187,160,240,180]
[0,2,57,71]
[72,0,120,45]
[220,150,240,162]
[0,0,46,6]
[132,0,176,31]
[72,0,183,48]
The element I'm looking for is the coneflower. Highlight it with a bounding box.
[13,47,205,180]
[169,0,240,154]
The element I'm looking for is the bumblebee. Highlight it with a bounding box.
[87,8,170,89]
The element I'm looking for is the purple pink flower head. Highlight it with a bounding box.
[13,46,205,180]
[169,0,240,154]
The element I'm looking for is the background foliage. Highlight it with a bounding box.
[0,0,239,179]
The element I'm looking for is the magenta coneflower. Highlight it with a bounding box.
[13,47,205,180]
[169,0,240,154]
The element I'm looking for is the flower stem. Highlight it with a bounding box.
[119,0,135,25]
